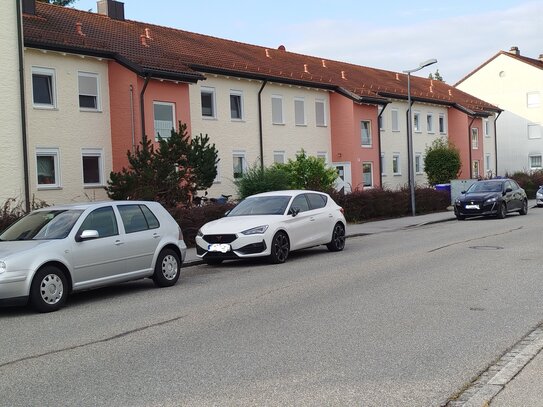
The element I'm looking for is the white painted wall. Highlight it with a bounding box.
[457,53,543,174]
[189,75,331,198]
[0,2,26,204]
[25,49,112,205]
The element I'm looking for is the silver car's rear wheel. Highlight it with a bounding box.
[153,248,181,287]
[30,266,68,313]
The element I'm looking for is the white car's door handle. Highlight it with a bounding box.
[114,240,124,246]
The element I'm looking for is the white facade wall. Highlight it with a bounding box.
[457,53,543,174]
[25,49,112,205]
[189,75,331,197]
[0,2,26,204]
[380,100,450,189]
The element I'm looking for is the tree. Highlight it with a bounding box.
[279,150,338,191]
[234,164,292,199]
[37,0,77,5]
[428,69,444,82]
[423,138,461,186]
[106,122,219,207]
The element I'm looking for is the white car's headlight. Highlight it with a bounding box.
[0,261,6,274]
[241,225,269,235]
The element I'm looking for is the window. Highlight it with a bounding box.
[78,72,99,110]
[439,114,446,134]
[527,92,541,108]
[361,120,372,147]
[426,113,434,133]
[78,207,118,238]
[230,91,243,120]
[317,152,328,163]
[528,124,542,139]
[271,95,283,124]
[233,151,246,178]
[201,87,216,118]
[392,154,401,175]
[415,153,422,174]
[290,194,310,213]
[391,109,399,132]
[36,148,60,188]
[471,128,479,149]
[413,112,421,132]
[81,148,103,186]
[380,153,386,176]
[294,98,306,126]
[32,67,56,108]
[153,102,175,139]
[307,193,327,209]
[472,160,480,178]
[362,162,373,187]
[485,154,491,173]
[273,151,285,164]
[315,99,326,126]
[118,204,159,233]
[530,155,542,169]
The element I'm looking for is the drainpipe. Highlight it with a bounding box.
[129,84,135,151]
[257,80,268,169]
[377,103,388,188]
[493,111,502,177]
[468,117,476,178]
[16,0,30,212]
[140,75,150,142]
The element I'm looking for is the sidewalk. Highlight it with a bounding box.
[183,203,543,407]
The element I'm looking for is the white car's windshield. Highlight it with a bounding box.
[0,210,84,241]
[467,182,503,193]
[228,196,291,216]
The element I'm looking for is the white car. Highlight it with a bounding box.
[0,201,186,312]
[196,190,346,264]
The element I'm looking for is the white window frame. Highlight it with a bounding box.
[232,151,247,179]
[36,147,61,189]
[484,119,490,138]
[230,90,243,121]
[485,153,491,173]
[201,87,216,119]
[392,153,401,175]
[528,124,542,139]
[439,113,446,134]
[273,151,286,164]
[153,101,175,139]
[315,99,327,127]
[81,148,104,187]
[527,92,541,108]
[316,151,328,164]
[472,160,480,178]
[294,97,306,126]
[380,153,386,176]
[529,154,542,170]
[213,161,221,183]
[362,162,373,188]
[415,153,423,174]
[426,113,434,133]
[471,128,479,149]
[31,66,57,109]
[361,120,372,147]
[413,111,421,133]
[78,71,100,111]
[271,95,284,125]
[391,109,399,132]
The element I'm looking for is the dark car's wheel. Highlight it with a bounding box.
[153,248,181,287]
[519,200,528,215]
[30,266,68,313]
[269,231,289,264]
[497,202,507,219]
[456,213,466,220]
[204,258,223,266]
[327,222,346,252]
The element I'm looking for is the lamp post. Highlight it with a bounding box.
[403,58,437,216]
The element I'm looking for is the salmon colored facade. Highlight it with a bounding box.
[448,109,484,179]
[108,62,192,172]
[330,93,380,190]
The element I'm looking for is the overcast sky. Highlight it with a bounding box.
[72,0,542,84]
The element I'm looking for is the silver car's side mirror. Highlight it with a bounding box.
[76,229,99,242]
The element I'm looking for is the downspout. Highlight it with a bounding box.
[129,84,136,151]
[493,111,502,177]
[257,80,268,169]
[140,74,150,142]
[468,117,476,178]
[377,103,388,188]
[16,0,30,212]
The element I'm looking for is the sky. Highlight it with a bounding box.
[72,0,542,84]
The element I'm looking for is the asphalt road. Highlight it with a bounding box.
[2,211,543,406]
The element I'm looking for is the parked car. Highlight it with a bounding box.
[454,179,528,220]
[537,186,543,207]
[195,190,346,264]
[0,201,186,312]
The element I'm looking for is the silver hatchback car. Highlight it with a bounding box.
[0,201,186,312]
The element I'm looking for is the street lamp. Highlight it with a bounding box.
[403,58,437,216]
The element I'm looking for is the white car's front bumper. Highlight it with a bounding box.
[195,233,271,260]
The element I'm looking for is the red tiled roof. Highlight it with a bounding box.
[23,2,500,115]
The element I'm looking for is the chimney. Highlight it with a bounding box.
[140,35,149,47]
[539,54,543,62]
[75,22,86,36]
[265,49,270,58]
[97,0,125,21]
[508,46,520,55]
[22,0,36,15]
[304,64,309,73]
[321,59,327,68]
[341,71,346,80]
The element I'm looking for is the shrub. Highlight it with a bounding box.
[279,150,339,191]
[234,164,291,199]
[424,138,461,185]
[509,170,543,198]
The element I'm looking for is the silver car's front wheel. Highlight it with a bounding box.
[30,266,68,313]
[153,248,181,287]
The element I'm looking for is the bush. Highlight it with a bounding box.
[279,150,338,191]
[509,170,543,198]
[424,138,461,185]
[0,197,49,233]
[234,164,291,199]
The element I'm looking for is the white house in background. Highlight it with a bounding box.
[1,1,26,205]
[189,75,332,196]
[456,46,543,175]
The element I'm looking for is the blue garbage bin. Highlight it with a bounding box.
[435,183,451,201]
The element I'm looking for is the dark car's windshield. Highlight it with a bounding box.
[0,210,84,241]
[227,196,291,216]
[467,182,503,193]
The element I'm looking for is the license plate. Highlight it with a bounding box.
[465,204,480,209]
[208,243,231,253]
